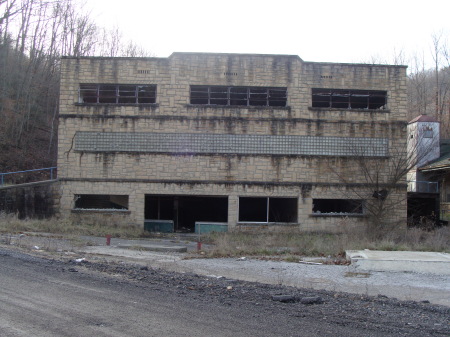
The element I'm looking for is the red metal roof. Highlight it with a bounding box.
[408,114,438,124]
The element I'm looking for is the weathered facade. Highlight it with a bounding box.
[58,53,408,232]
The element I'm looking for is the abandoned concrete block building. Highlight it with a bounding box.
[58,53,407,232]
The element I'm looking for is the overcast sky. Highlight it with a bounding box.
[86,0,449,68]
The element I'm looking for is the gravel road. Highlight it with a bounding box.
[79,245,450,307]
[0,247,449,337]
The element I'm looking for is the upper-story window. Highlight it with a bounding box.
[190,86,287,107]
[312,89,387,110]
[79,84,156,104]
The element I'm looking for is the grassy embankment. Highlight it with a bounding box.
[0,213,449,257]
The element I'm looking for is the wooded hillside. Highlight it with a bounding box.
[0,0,151,173]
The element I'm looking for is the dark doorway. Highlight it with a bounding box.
[407,194,440,228]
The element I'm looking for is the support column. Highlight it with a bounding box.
[228,194,238,229]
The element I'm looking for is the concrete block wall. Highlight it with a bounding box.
[58,53,408,231]
[0,182,59,219]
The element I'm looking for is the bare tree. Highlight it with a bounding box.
[97,25,122,57]
[326,128,440,237]
[0,0,20,39]
[0,0,154,172]
[407,53,434,118]
[94,24,155,57]
[431,33,443,115]
[120,39,154,57]
[0,0,99,170]
[403,32,450,137]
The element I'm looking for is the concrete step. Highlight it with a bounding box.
[346,250,450,275]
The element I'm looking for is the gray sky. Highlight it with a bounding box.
[87,0,449,68]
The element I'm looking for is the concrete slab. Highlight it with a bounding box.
[80,236,189,253]
[346,250,450,275]
[116,243,187,253]
[73,250,450,307]
[79,246,185,261]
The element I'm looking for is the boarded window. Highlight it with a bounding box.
[238,197,297,223]
[74,195,129,210]
[312,199,363,215]
[190,86,287,107]
[79,84,156,104]
[312,89,387,109]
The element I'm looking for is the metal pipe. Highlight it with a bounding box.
[0,167,57,176]
[0,167,57,186]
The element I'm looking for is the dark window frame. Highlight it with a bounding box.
[312,199,364,215]
[311,89,387,110]
[79,84,156,104]
[74,194,129,210]
[190,86,287,107]
[238,197,298,223]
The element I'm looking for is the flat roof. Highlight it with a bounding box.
[61,52,407,68]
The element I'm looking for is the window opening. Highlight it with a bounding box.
[312,89,387,109]
[268,198,298,222]
[238,197,297,223]
[74,195,129,210]
[312,199,363,215]
[79,84,156,104]
[423,128,433,138]
[238,197,268,222]
[145,195,228,232]
[190,86,287,107]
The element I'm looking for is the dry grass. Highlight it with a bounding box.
[1,212,449,258]
[0,212,146,238]
[203,231,342,257]
[203,226,450,258]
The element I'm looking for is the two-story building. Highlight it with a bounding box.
[58,53,408,233]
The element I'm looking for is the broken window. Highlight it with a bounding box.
[311,89,387,109]
[190,86,287,107]
[238,197,297,223]
[79,84,156,104]
[312,199,363,215]
[74,195,129,210]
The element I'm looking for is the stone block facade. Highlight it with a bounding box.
[58,53,408,232]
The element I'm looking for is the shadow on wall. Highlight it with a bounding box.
[0,184,57,219]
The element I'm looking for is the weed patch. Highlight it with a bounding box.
[202,227,450,258]
[0,213,145,238]
[1,212,449,257]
